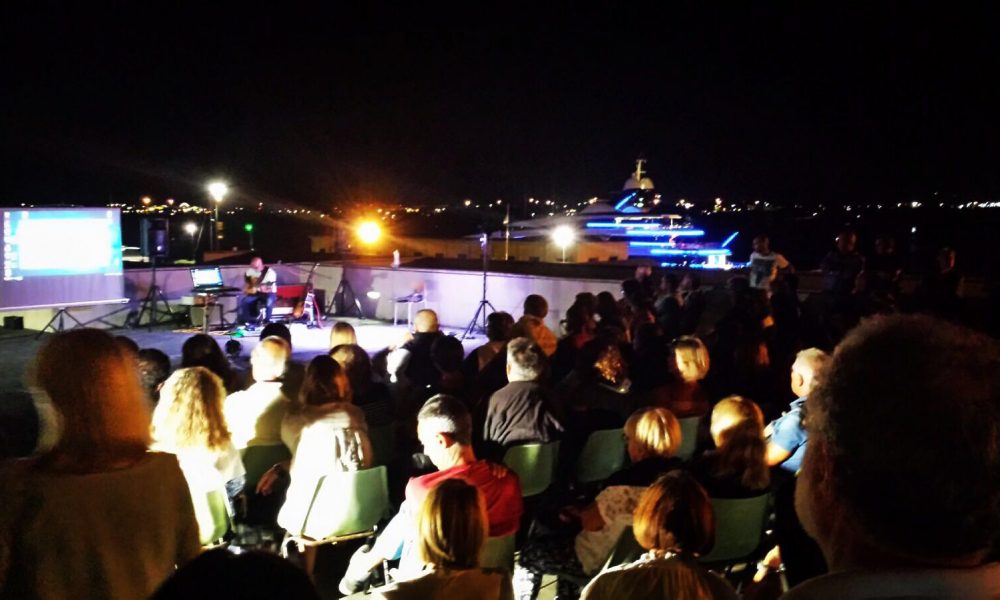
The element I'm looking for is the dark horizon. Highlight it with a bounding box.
[3,3,1000,211]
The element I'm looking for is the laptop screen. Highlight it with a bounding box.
[190,267,224,287]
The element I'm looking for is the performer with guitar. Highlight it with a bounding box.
[238,256,277,327]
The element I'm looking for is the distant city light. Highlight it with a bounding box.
[141,196,152,205]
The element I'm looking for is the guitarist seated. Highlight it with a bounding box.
[238,256,278,327]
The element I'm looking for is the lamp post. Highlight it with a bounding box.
[207,181,228,251]
[552,225,575,263]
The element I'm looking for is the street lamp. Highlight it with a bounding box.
[207,181,228,250]
[552,225,575,263]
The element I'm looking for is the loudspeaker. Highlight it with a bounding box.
[3,316,24,330]
[141,218,170,258]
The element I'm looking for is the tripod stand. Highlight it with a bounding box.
[462,233,496,340]
[325,263,363,319]
[134,255,175,331]
[35,308,86,339]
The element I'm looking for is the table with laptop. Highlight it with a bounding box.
[189,267,241,334]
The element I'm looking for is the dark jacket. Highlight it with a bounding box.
[481,381,563,461]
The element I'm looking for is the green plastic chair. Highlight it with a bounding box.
[575,428,626,484]
[299,465,391,542]
[241,444,292,492]
[677,416,701,461]
[368,422,397,466]
[194,489,232,546]
[699,493,771,564]
[601,526,645,571]
[480,534,516,571]
[503,441,560,497]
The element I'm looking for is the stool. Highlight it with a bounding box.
[196,294,229,333]
[393,293,426,326]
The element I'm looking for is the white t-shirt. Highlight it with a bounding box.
[224,382,290,448]
[574,485,645,574]
[245,267,277,286]
[748,251,790,290]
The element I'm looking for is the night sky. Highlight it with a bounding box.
[3,3,1000,210]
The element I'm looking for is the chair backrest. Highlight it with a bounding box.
[698,493,771,564]
[240,444,292,491]
[503,441,560,497]
[602,526,645,571]
[195,489,232,546]
[575,428,626,484]
[677,416,701,461]
[301,465,391,540]
[368,422,397,466]
[480,534,516,571]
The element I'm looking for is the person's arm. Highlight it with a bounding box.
[344,510,409,579]
[256,460,292,495]
[766,442,793,467]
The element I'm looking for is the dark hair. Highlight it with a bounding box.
[634,471,714,555]
[224,340,242,357]
[181,334,232,388]
[810,314,1000,559]
[150,548,320,600]
[259,323,292,349]
[114,335,140,357]
[330,344,372,391]
[299,355,347,406]
[523,294,549,318]
[418,394,472,446]
[564,303,592,337]
[431,335,465,373]
[574,292,598,314]
[137,348,172,403]
[485,311,515,342]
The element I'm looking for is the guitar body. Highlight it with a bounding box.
[293,263,320,326]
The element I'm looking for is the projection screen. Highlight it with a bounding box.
[0,207,126,310]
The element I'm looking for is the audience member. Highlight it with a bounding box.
[820,231,865,300]
[0,329,199,599]
[465,311,515,373]
[481,337,563,461]
[114,334,140,357]
[785,315,1000,597]
[595,290,627,337]
[260,322,306,400]
[514,407,683,600]
[580,472,737,600]
[341,395,522,592]
[692,396,770,498]
[646,336,710,418]
[748,235,793,292]
[150,366,246,535]
[138,346,172,404]
[654,273,682,340]
[551,303,598,383]
[430,334,470,400]
[399,309,445,388]
[357,479,515,600]
[151,547,321,600]
[224,336,292,449]
[182,333,237,392]
[511,294,557,356]
[920,246,965,320]
[332,343,394,427]
[330,320,359,348]
[766,348,829,474]
[677,272,706,335]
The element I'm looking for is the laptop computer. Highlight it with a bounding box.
[190,267,239,293]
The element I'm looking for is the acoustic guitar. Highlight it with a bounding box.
[244,266,272,295]
[292,263,320,326]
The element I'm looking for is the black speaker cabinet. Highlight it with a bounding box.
[3,316,24,330]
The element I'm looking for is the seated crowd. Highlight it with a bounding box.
[1,271,998,600]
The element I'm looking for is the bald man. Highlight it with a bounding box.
[401,309,444,388]
[224,336,292,449]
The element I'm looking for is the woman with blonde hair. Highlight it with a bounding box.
[0,329,199,599]
[514,407,685,600]
[644,336,711,418]
[330,320,359,349]
[581,471,737,599]
[151,367,246,519]
[361,479,514,599]
[692,395,770,498]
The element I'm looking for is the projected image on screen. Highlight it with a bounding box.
[0,208,126,310]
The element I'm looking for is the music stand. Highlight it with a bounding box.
[461,233,496,340]
[134,255,175,331]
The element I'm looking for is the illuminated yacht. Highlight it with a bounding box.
[503,160,737,268]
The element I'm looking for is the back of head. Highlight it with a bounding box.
[330,344,372,390]
[807,314,1000,562]
[299,354,349,407]
[634,471,714,555]
[625,407,682,460]
[418,394,472,446]
[34,329,150,468]
[709,396,769,491]
[431,335,465,374]
[523,294,548,319]
[792,348,829,396]
[507,336,546,382]
[181,334,232,384]
[152,366,230,452]
[564,303,593,336]
[114,335,140,357]
[414,309,440,333]
[259,323,292,349]
[330,321,358,348]
[417,479,487,569]
[575,292,598,314]
[137,347,172,403]
[151,548,320,600]
[595,291,618,317]
[251,336,290,382]
[486,311,515,342]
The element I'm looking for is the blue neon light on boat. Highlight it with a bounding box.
[645,248,731,256]
[721,231,739,248]
[613,192,637,211]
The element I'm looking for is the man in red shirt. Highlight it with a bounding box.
[341,394,522,592]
